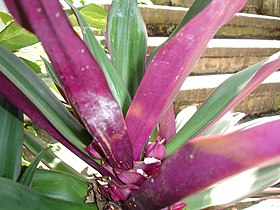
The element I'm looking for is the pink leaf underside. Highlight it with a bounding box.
[145,138,166,160]
[0,72,112,176]
[5,0,133,169]
[125,119,280,209]
[125,0,247,160]
[197,55,280,138]
[159,104,176,143]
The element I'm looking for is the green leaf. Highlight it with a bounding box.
[0,47,92,152]
[0,21,38,52]
[69,4,107,29]
[108,0,147,96]
[23,130,86,181]
[0,94,23,181]
[0,12,13,25]
[32,169,88,203]
[20,57,41,74]
[184,163,280,210]
[0,177,96,210]
[69,2,131,114]
[41,56,62,88]
[166,52,280,157]
[20,148,49,187]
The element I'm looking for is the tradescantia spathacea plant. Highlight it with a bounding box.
[1,0,280,209]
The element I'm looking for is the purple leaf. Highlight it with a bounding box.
[5,0,133,169]
[108,182,138,202]
[3,1,33,32]
[159,104,176,143]
[134,159,161,173]
[144,137,166,160]
[124,119,280,209]
[0,72,113,178]
[85,144,102,159]
[125,0,247,160]
[114,168,147,186]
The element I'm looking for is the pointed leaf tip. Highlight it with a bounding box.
[20,148,49,187]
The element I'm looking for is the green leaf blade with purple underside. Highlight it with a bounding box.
[166,52,280,157]
[125,0,247,160]
[107,0,147,97]
[5,0,133,169]
[0,73,107,174]
[0,47,114,177]
[68,2,131,115]
[124,120,280,209]
[0,46,90,151]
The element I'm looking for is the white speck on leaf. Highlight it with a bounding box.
[36,7,42,13]
[55,12,60,18]
[186,34,195,42]
[117,12,123,17]
[150,178,154,183]
[80,48,85,53]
